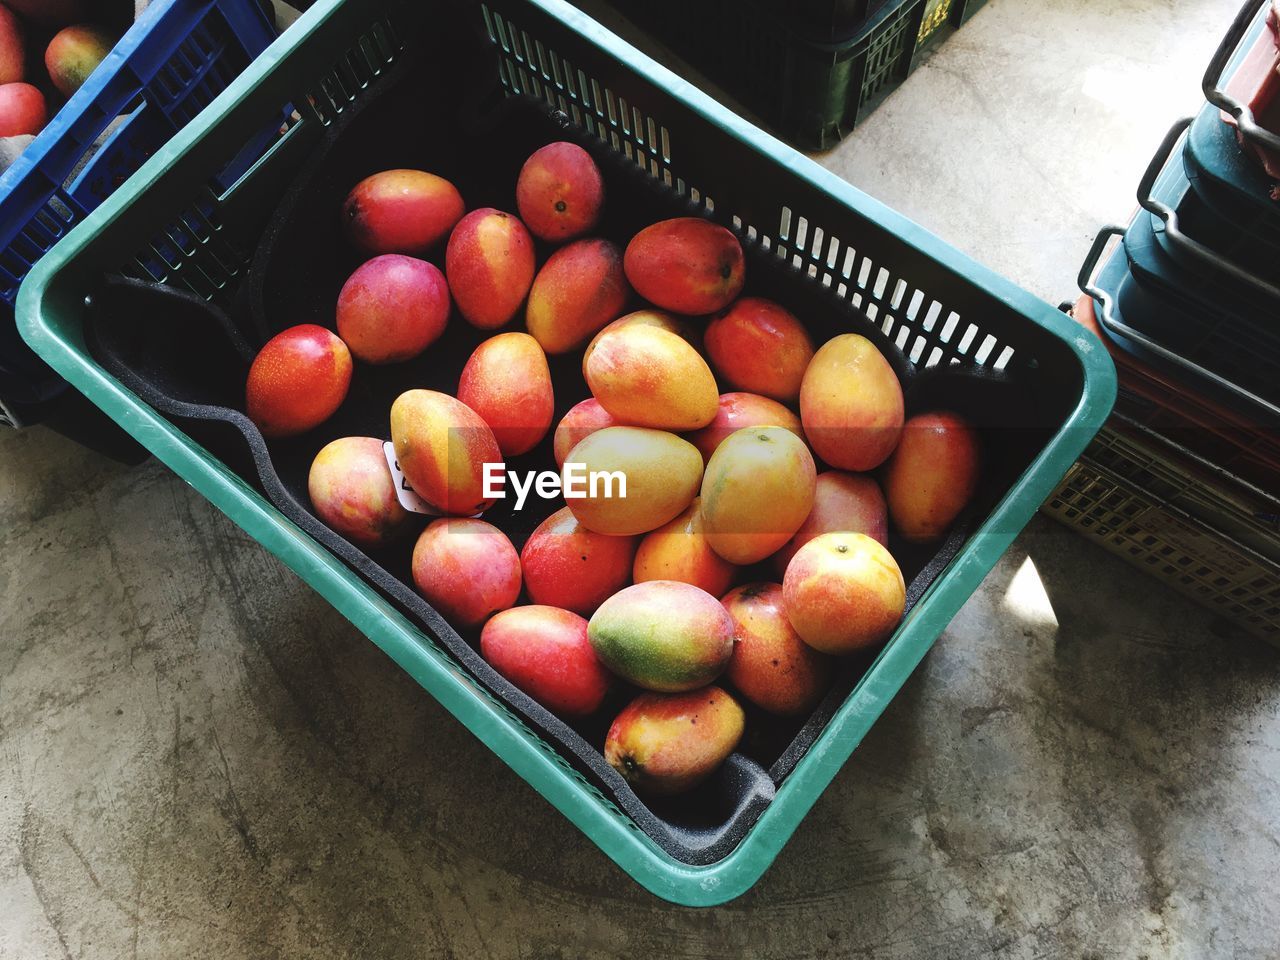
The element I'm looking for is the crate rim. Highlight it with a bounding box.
[15,0,1117,906]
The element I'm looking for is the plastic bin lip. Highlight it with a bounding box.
[16,0,1116,907]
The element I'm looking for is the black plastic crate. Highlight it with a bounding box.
[764,0,986,43]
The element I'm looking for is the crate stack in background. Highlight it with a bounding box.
[0,0,281,457]
[597,0,986,149]
[1047,0,1280,642]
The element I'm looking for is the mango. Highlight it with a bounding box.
[552,398,620,469]
[705,297,814,402]
[411,518,521,629]
[336,254,449,364]
[623,217,744,315]
[456,333,553,457]
[584,323,718,431]
[688,392,804,464]
[799,333,904,471]
[44,24,114,97]
[0,81,43,137]
[389,389,502,516]
[588,580,734,692]
[342,169,464,256]
[581,309,697,374]
[0,5,24,84]
[633,498,736,597]
[604,687,744,795]
[245,324,352,438]
[722,582,832,715]
[515,141,604,242]
[445,208,536,329]
[481,606,609,717]
[307,436,414,548]
[520,505,638,616]
[771,470,888,576]
[525,238,629,354]
[701,426,816,564]
[563,426,702,536]
[883,411,980,542]
[782,532,905,655]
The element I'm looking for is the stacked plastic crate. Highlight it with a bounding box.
[1049,0,1280,642]
[599,0,986,149]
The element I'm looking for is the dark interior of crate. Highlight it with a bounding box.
[82,0,1065,865]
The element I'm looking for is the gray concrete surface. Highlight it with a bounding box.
[3,0,1279,956]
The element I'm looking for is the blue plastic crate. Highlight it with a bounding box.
[0,0,278,425]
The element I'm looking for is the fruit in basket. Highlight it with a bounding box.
[525,238,629,353]
[688,392,804,464]
[800,333,904,471]
[588,580,734,692]
[0,5,24,85]
[515,141,604,242]
[389,389,503,516]
[520,506,638,616]
[701,426,816,564]
[633,498,736,597]
[342,169,465,256]
[581,309,697,371]
[782,532,905,655]
[771,470,888,576]
[307,436,414,548]
[5,0,86,26]
[0,82,44,137]
[411,518,521,629]
[623,217,745,315]
[456,332,553,457]
[552,398,620,469]
[705,297,815,402]
[563,426,702,536]
[584,322,718,431]
[604,686,744,795]
[45,25,115,98]
[481,606,609,717]
[335,254,449,364]
[883,411,980,542]
[245,324,352,438]
[722,582,833,715]
[445,208,536,329]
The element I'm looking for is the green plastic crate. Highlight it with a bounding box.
[16,0,1115,905]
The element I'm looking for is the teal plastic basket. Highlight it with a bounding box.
[16,0,1115,905]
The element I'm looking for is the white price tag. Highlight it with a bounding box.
[383,441,443,516]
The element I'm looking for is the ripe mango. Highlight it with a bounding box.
[604,686,745,795]
[623,217,744,315]
[883,411,981,542]
[308,436,414,548]
[389,389,502,516]
[563,426,702,536]
[515,141,604,242]
[633,498,736,597]
[520,506,638,616]
[581,309,697,374]
[342,169,464,256]
[705,297,814,402]
[587,580,733,692]
[799,334,904,471]
[245,324,352,439]
[445,208,536,329]
[44,24,114,97]
[0,82,44,137]
[411,518,521,629]
[552,398,620,469]
[687,392,805,465]
[481,606,609,717]
[782,532,905,655]
[701,426,816,564]
[722,582,832,716]
[525,238,629,354]
[584,323,718,431]
[456,333,553,457]
[336,254,449,364]
[771,470,888,576]
[0,6,25,85]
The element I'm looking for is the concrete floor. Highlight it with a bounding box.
[3,0,1279,956]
